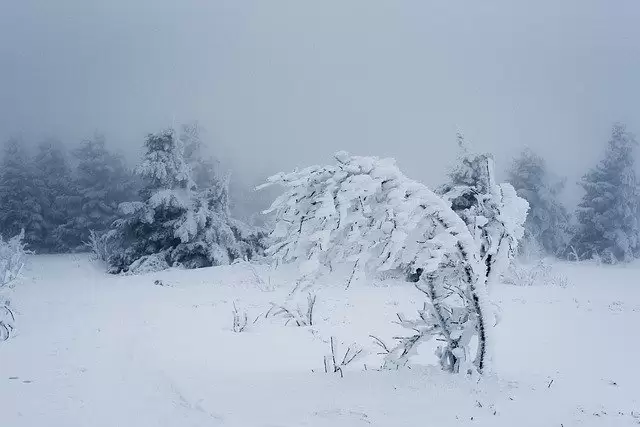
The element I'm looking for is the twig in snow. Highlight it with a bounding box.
[369,335,392,355]
[324,336,364,378]
[268,293,316,327]
[232,302,249,333]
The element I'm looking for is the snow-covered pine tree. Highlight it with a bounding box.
[32,139,78,252]
[261,151,527,374]
[104,128,263,274]
[438,136,529,289]
[0,138,45,250]
[56,134,138,250]
[572,123,640,263]
[507,148,571,257]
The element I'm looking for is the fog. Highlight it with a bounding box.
[1,0,639,200]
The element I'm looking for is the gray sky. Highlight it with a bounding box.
[1,0,639,200]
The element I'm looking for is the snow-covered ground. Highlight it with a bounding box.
[1,254,639,426]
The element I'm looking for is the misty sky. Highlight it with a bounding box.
[1,0,639,201]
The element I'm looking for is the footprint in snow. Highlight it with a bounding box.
[9,378,34,384]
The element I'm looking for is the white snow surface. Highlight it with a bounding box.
[1,254,639,426]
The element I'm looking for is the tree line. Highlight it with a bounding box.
[1,121,638,265]
[0,124,265,272]
[0,134,137,253]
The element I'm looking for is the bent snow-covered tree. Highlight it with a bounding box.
[261,152,526,374]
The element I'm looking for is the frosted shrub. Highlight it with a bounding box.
[0,231,26,288]
[87,230,112,263]
[0,231,26,342]
[504,260,569,288]
[127,253,171,275]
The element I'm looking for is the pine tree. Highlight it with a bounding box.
[104,128,263,274]
[32,139,77,252]
[0,138,45,250]
[56,134,137,250]
[180,122,219,189]
[507,148,571,257]
[573,123,640,263]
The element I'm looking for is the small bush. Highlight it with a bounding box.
[0,231,26,342]
[504,260,569,288]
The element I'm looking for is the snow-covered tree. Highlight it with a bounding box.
[0,138,45,250]
[56,134,138,250]
[507,148,571,257]
[104,128,263,274]
[180,122,220,189]
[261,151,527,374]
[572,123,640,263]
[438,137,529,289]
[32,139,78,252]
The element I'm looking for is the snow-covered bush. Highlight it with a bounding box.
[0,231,26,288]
[0,231,26,342]
[87,229,110,263]
[503,259,569,288]
[103,129,265,274]
[261,151,527,374]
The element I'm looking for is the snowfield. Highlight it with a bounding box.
[1,255,639,426]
